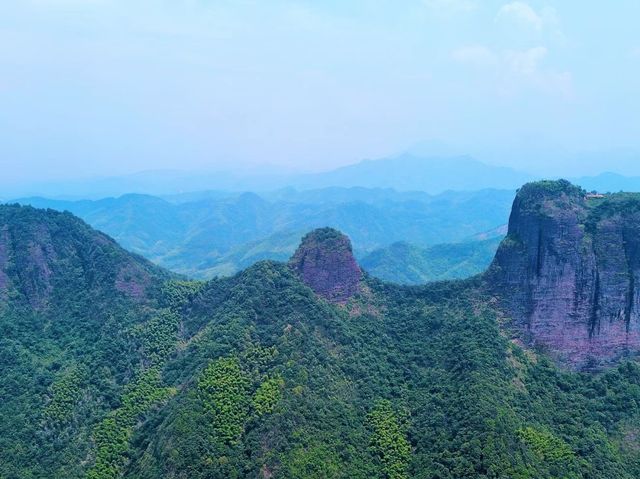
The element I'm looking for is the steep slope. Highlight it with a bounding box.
[487,180,640,369]
[289,227,362,302]
[13,194,186,259]
[0,204,168,307]
[122,229,640,479]
[0,205,172,478]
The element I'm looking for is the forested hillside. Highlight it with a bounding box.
[361,238,502,285]
[2,190,640,478]
[0,205,171,477]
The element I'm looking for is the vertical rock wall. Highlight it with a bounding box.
[289,227,362,303]
[487,180,640,368]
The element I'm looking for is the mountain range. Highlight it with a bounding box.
[11,187,515,280]
[5,152,640,200]
[2,180,640,478]
[2,154,529,198]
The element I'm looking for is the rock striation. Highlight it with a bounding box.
[487,180,640,369]
[289,227,362,303]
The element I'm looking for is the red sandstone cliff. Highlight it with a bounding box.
[289,227,362,303]
[487,180,640,369]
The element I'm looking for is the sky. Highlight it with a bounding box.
[1,0,640,185]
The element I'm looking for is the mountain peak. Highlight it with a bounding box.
[289,227,361,303]
[488,179,640,369]
[0,204,167,309]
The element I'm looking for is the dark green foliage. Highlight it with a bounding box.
[584,192,640,233]
[299,227,351,249]
[517,179,585,200]
[87,368,176,479]
[0,205,171,478]
[2,205,640,478]
[136,310,180,365]
[160,279,205,309]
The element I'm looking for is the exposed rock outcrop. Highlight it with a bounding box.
[487,180,640,369]
[289,227,362,303]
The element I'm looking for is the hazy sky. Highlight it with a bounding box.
[1,0,640,184]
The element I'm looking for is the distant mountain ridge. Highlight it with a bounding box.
[10,187,515,279]
[293,154,532,193]
[4,154,530,198]
[6,153,640,200]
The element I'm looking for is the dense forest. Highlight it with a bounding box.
[1,196,640,478]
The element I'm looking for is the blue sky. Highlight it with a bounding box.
[1,0,639,184]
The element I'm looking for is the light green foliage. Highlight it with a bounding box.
[44,367,86,425]
[161,280,204,309]
[367,400,411,479]
[282,443,343,479]
[87,368,176,479]
[198,357,251,444]
[253,375,284,416]
[518,426,575,463]
[138,309,180,364]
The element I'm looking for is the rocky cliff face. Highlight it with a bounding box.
[487,180,640,369]
[289,227,362,303]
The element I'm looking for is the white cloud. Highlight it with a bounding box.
[453,45,548,76]
[452,44,572,97]
[423,0,477,14]
[535,70,572,97]
[505,46,547,75]
[452,45,498,67]
[496,2,558,31]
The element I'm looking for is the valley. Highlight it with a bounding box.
[11,187,513,281]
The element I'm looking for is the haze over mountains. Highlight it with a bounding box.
[9,153,640,285]
[361,238,502,285]
[12,187,514,280]
[4,153,640,200]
